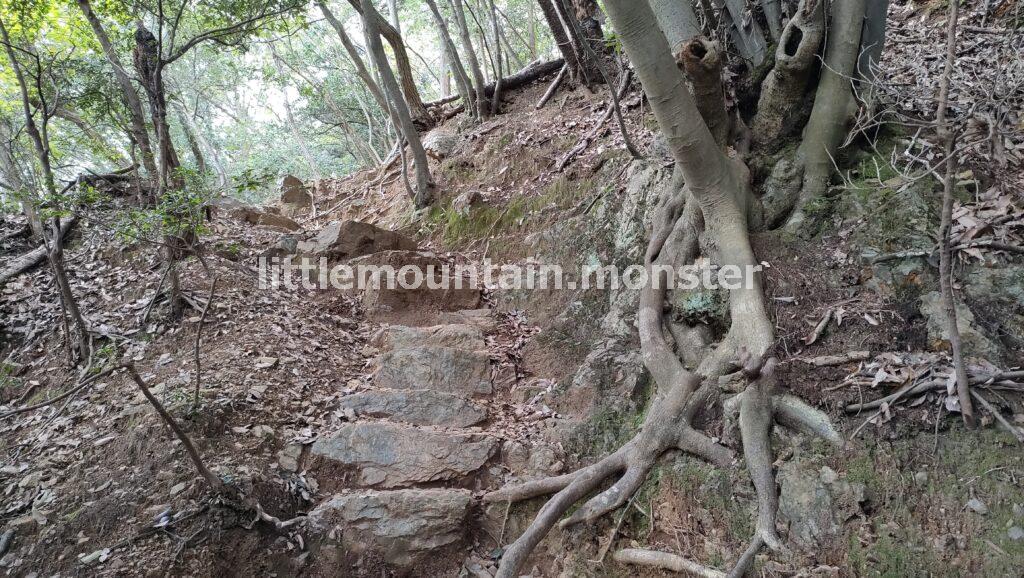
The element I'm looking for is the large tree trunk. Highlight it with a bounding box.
[317,1,391,117]
[360,0,433,208]
[551,0,600,84]
[451,0,490,118]
[787,0,867,229]
[346,0,431,125]
[859,0,890,82]
[650,0,701,51]
[76,0,158,180]
[715,0,768,66]
[426,0,477,117]
[536,0,588,85]
[134,23,182,193]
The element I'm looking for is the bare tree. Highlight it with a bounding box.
[934,0,976,428]
[0,17,90,362]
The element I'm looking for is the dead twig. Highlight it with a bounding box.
[971,389,1024,444]
[0,365,117,419]
[139,264,171,327]
[536,64,568,109]
[192,276,218,409]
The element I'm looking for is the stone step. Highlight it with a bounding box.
[306,488,471,567]
[374,342,493,397]
[438,308,496,332]
[338,389,487,427]
[373,323,485,351]
[310,422,498,488]
[373,346,492,397]
[348,250,482,319]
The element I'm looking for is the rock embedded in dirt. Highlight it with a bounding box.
[297,221,416,260]
[261,234,299,258]
[338,389,487,427]
[310,422,498,487]
[373,323,485,351]
[918,291,1002,361]
[373,346,493,397]
[348,251,482,319]
[778,459,866,551]
[279,175,312,216]
[217,200,302,232]
[277,443,304,472]
[966,498,988,515]
[451,190,483,215]
[306,488,471,566]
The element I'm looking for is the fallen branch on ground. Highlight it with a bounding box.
[536,64,568,109]
[797,351,871,366]
[556,69,634,171]
[0,216,76,287]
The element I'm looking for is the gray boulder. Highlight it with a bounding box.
[422,128,460,160]
[338,389,487,427]
[349,251,481,317]
[307,489,471,566]
[778,459,865,551]
[310,422,497,487]
[297,220,416,260]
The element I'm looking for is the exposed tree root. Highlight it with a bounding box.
[613,548,725,578]
[483,3,848,576]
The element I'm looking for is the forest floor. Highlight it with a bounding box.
[2,2,1024,576]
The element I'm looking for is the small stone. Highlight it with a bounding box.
[820,466,839,484]
[966,498,988,514]
[277,444,303,473]
[1008,526,1024,541]
[169,482,187,496]
[914,471,928,485]
[254,356,278,369]
[932,535,955,553]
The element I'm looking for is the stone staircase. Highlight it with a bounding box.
[302,244,504,571]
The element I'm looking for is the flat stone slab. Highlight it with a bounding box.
[310,423,498,488]
[338,389,487,427]
[374,324,485,351]
[307,488,471,566]
[374,346,492,397]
